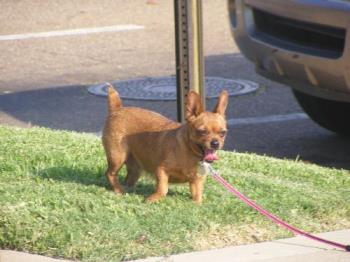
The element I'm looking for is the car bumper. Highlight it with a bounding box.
[229,0,350,102]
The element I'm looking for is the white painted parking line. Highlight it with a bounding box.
[228,113,308,126]
[0,25,144,41]
[94,131,102,137]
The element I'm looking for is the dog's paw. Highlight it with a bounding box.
[192,197,203,205]
[145,193,163,203]
[113,187,125,194]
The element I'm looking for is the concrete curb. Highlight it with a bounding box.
[1,229,349,262]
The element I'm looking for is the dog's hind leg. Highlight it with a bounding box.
[105,150,127,194]
[125,155,142,187]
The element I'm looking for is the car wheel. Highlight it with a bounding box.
[293,90,350,136]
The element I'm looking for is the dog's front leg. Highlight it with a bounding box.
[146,168,169,203]
[189,175,206,204]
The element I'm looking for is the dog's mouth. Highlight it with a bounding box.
[198,145,219,163]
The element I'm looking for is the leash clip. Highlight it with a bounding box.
[199,161,216,176]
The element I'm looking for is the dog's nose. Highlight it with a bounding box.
[210,140,220,150]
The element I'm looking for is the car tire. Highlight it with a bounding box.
[293,90,350,136]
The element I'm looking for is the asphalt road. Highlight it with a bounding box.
[1,0,350,169]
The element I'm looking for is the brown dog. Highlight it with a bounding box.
[102,85,228,203]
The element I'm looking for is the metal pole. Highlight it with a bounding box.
[174,0,205,122]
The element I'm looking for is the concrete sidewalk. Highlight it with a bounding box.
[131,229,350,262]
[1,229,349,262]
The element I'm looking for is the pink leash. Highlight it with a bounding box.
[206,165,350,252]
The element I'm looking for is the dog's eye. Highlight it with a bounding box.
[219,130,227,137]
[196,129,208,136]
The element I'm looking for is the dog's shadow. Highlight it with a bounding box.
[37,166,157,197]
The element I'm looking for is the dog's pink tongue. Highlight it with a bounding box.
[203,149,219,162]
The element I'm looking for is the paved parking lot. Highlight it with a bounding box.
[1,0,350,168]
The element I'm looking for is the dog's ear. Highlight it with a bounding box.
[213,90,228,116]
[185,90,203,121]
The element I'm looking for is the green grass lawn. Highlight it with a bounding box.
[0,126,349,261]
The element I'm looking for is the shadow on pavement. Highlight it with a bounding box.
[0,53,248,132]
[0,84,177,132]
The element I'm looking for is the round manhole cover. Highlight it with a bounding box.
[88,77,259,100]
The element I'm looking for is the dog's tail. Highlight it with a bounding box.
[106,83,122,113]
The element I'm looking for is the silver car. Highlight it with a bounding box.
[228,0,350,135]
